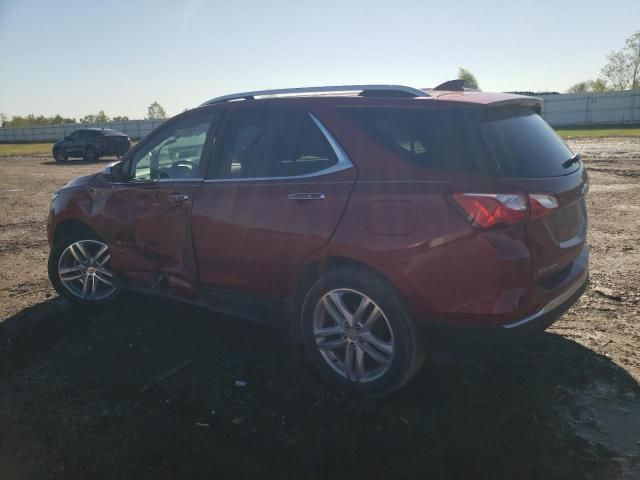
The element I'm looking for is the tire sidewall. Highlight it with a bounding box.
[48,232,120,305]
[300,268,421,397]
[84,147,97,162]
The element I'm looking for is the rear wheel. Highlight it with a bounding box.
[84,146,98,162]
[48,232,119,305]
[53,150,67,162]
[300,268,424,397]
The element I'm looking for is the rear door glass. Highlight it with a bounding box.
[479,109,577,178]
[213,109,338,179]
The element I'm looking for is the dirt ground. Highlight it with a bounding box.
[0,140,639,479]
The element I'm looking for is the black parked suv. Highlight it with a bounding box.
[53,128,131,162]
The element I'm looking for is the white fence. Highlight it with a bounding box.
[539,90,640,127]
[0,119,166,142]
[1,90,639,142]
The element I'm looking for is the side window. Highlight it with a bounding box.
[347,108,492,174]
[212,109,338,179]
[130,113,215,181]
[288,115,338,176]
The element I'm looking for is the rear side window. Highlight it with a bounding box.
[479,110,577,178]
[345,108,493,175]
[213,109,338,179]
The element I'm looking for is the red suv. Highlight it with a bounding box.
[47,84,589,396]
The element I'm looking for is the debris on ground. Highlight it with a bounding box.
[138,358,194,393]
[593,286,624,300]
[23,356,62,380]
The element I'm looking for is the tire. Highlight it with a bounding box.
[53,150,68,163]
[48,231,120,305]
[84,146,98,162]
[300,267,425,397]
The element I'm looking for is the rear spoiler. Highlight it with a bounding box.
[487,96,543,114]
[432,79,483,92]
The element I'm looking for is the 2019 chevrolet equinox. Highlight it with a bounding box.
[47,83,589,396]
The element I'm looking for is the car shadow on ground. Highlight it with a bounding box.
[1,295,638,479]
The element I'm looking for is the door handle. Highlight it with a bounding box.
[288,193,325,201]
[167,193,190,204]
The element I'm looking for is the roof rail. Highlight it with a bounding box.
[199,85,429,106]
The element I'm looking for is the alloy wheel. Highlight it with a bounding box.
[312,288,395,383]
[57,240,116,301]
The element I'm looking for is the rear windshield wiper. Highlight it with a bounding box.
[562,153,581,169]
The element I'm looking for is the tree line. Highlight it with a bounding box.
[567,30,639,93]
[0,102,167,128]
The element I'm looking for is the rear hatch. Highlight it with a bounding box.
[479,107,588,281]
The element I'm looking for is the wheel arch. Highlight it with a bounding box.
[52,219,101,246]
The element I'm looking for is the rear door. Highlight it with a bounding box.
[480,109,589,281]
[191,107,357,298]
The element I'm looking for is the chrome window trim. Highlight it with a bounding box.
[110,178,205,186]
[204,112,354,183]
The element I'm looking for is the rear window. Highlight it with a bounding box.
[347,107,578,178]
[479,109,577,178]
[346,108,493,175]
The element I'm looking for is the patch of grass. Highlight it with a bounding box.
[555,127,640,138]
[0,143,53,156]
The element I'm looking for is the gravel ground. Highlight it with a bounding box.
[0,140,639,479]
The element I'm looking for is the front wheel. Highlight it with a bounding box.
[300,268,424,397]
[53,150,67,162]
[48,233,120,305]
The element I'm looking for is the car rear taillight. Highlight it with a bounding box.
[528,193,559,219]
[451,193,558,229]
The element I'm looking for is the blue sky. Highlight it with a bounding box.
[1,0,638,119]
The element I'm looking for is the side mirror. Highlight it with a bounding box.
[102,160,122,182]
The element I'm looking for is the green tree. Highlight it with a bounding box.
[2,114,76,127]
[591,78,609,92]
[95,110,110,123]
[0,113,7,127]
[112,115,129,121]
[600,30,640,90]
[457,68,479,89]
[566,81,591,93]
[566,79,609,93]
[147,102,167,120]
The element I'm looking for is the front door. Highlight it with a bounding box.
[102,111,218,295]
[191,107,357,298]
[64,131,84,156]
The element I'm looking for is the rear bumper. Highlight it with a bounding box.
[499,266,588,336]
[420,268,588,359]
